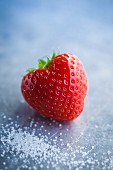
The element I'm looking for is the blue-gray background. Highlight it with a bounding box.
[0,0,113,169]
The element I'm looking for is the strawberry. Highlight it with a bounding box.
[21,52,88,121]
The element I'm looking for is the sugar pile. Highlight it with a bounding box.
[0,114,113,170]
[1,127,60,163]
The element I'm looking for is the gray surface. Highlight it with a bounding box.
[0,0,113,169]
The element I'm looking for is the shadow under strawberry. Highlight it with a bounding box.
[14,102,73,130]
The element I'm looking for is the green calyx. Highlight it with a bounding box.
[27,51,57,73]
[26,68,36,73]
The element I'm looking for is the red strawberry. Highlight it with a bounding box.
[21,52,88,121]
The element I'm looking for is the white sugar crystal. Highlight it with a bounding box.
[107,151,111,155]
[59,124,62,127]
[20,99,25,103]
[67,143,70,147]
[8,117,12,120]
[16,115,19,119]
[40,164,43,168]
[92,146,94,149]
[3,115,6,119]
[3,162,6,165]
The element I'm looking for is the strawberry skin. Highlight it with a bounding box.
[21,53,88,121]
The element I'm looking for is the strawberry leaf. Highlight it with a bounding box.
[52,51,56,59]
[26,68,36,73]
[38,59,46,68]
[37,52,57,69]
[26,51,58,71]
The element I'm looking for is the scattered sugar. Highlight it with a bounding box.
[92,146,95,149]
[3,162,6,165]
[8,117,12,121]
[59,124,62,127]
[3,115,6,119]
[1,123,61,169]
[0,115,113,170]
[107,151,111,155]
[20,99,25,103]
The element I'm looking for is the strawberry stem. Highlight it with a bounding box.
[27,51,57,73]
